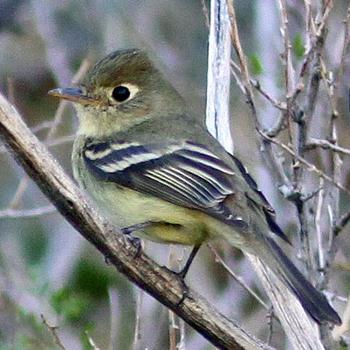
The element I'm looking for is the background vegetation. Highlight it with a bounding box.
[0,1,349,349]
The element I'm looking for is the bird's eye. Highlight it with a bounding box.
[112,85,131,102]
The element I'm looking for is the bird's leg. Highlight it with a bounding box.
[121,221,152,257]
[177,245,201,279]
[170,245,201,307]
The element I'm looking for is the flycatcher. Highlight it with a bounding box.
[49,48,341,325]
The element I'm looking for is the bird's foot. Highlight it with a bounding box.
[121,224,149,258]
[127,235,143,258]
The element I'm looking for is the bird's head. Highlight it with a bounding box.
[49,49,184,137]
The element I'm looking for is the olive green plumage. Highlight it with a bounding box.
[49,48,341,326]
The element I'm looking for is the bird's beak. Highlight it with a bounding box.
[48,87,99,105]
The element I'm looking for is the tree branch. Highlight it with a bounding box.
[0,94,274,350]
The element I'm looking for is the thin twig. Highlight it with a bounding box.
[202,1,286,114]
[41,314,66,350]
[0,205,56,218]
[230,59,286,112]
[85,331,101,350]
[266,308,275,346]
[169,309,179,350]
[5,58,90,210]
[251,80,287,112]
[306,138,350,156]
[227,1,257,125]
[315,178,325,275]
[322,59,343,293]
[259,130,350,196]
[208,244,268,310]
[293,2,328,271]
[178,318,186,350]
[227,2,294,196]
[0,134,74,155]
[277,0,295,146]
[31,120,59,133]
[338,4,350,81]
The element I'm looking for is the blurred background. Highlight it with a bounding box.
[0,1,350,349]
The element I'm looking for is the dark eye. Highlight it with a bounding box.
[112,86,130,102]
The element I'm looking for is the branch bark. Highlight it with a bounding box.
[0,94,274,350]
[205,1,330,349]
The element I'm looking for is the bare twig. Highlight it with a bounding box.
[306,138,350,156]
[41,314,66,350]
[169,309,179,350]
[85,331,101,350]
[227,2,294,196]
[201,2,286,114]
[0,205,56,218]
[277,0,295,146]
[315,178,325,275]
[266,308,275,345]
[6,58,90,210]
[227,1,257,125]
[259,130,350,196]
[318,57,343,296]
[208,244,268,310]
[0,134,74,156]
[251,80,287,112]
[31,120,59,133]
[178,318,186,350]
[293,8,327,271]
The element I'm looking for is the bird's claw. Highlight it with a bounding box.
[120,225,142,258]
[127,235,143,258]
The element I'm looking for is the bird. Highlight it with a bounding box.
[48,48,341,325]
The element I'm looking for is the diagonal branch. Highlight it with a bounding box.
[0,94,274,350]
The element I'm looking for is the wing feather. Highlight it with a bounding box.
[83,139,280,235]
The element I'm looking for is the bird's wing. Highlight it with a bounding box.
[229,154,289,243]
[83,139,287,241]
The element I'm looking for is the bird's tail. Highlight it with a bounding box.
[259,235,341,325]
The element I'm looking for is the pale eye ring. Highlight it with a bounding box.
[109,83,139,104]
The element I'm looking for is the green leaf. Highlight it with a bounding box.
[249,54,263,76]
[293,33,305,59]
[50,288,90,323]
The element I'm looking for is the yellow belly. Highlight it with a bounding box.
[86,179,211,245]
[74,151,246,248]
